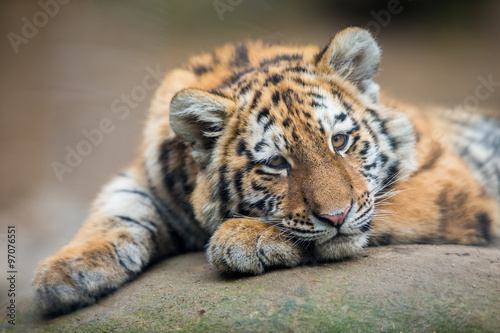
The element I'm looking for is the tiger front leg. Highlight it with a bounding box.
[33,171,183,315]
[34,227,151,315]
[207,219,306,275]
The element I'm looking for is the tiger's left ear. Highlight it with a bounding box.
[316,27,381,102]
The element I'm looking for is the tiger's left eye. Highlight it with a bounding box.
[332,134,348,150]
[267,155,288,169]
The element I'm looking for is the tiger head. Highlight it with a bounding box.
[170,28,417,258]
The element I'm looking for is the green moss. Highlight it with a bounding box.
[3,247,499,332]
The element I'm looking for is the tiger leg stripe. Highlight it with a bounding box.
[112,188,194,253]
[32,171,178,315]
[33,233,136,315]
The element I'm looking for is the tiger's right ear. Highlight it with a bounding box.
[170,88,235,164]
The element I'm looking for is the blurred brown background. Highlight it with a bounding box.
[1,0,499,304]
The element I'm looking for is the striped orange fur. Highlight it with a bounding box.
[33,27,500,315]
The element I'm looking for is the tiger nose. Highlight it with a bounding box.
[319,206,351,227]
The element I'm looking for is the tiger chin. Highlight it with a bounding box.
[33,27,500,315]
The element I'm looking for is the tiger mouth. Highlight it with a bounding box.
[286,227,329,240]
[266,205,373,241]
[287,210,373,241]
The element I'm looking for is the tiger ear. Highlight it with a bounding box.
[316,27,381,102]
[170,88,235,164]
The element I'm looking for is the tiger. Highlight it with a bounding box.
[33,27,500,315]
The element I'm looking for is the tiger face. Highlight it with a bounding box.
[170,28,417,258]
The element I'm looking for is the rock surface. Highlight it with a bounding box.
[1,244,500,332]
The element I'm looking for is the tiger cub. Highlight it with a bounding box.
[33,27,500,315]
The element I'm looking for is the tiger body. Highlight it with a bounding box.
[34,28,500,315]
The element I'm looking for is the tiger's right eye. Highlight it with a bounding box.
[266,156,289,169]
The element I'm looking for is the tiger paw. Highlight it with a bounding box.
[206,219,305,275]
[33,239,134,315]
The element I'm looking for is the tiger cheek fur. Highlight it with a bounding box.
[33,27,499,315]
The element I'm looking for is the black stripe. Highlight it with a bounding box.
[318,124,325,135]
[252,195,272,214]
[264,74,283,86]
[257,108,270,123]
[311,100,326,109]
[414,143,443,176]
[232,43,249,67]
[116,215,156,236]
[232,67,256,83]
[292,77,305,86]
[251,181,268,192]
[254,140,267,152]
[361,119,379,144]
[366,109,398,149]
[237,203,252,217]
[282,118,292,128]
[115,190,163,220]
[237,140,246,155]
[335,113,347,122]
[159,202,199,250]
[475,212,492,243]
[218,165,230,202]
[124,174,200,251]
[348,119,361,133]
[314,42,329,64]
[371,233,392,246]
[144,162,159,198]
[359,219,372,232]
[259,54,302,67]
[238,81,252,95]
[234,170,244,197]
[192,64,210,76]
[379,153,389,166]
[272,91,281,105]
[255,235,268,267]
[111,243,139,273]
[495,165,500,199]
[347,135,360,153]
[285,66,309,73]
[263,118,275,132]
[218,165,231,218]
[255,169,280,177]
[342,102,352,113]
[364,161,377,171]
[250,91,262,109]
[356,204,374,221]
[379,163,400,192]
[209,89,229,98]
[159,218,187,253]
[287,226,324,234]
[359,141,371,156]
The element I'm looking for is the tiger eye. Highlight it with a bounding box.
[332,134,348,150]
[269,155,285,167]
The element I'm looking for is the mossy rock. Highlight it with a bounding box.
[1,245,499,332]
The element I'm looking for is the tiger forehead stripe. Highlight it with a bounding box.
[272,91,281,105]
[232,43,249,67]
[257,108,270,122]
